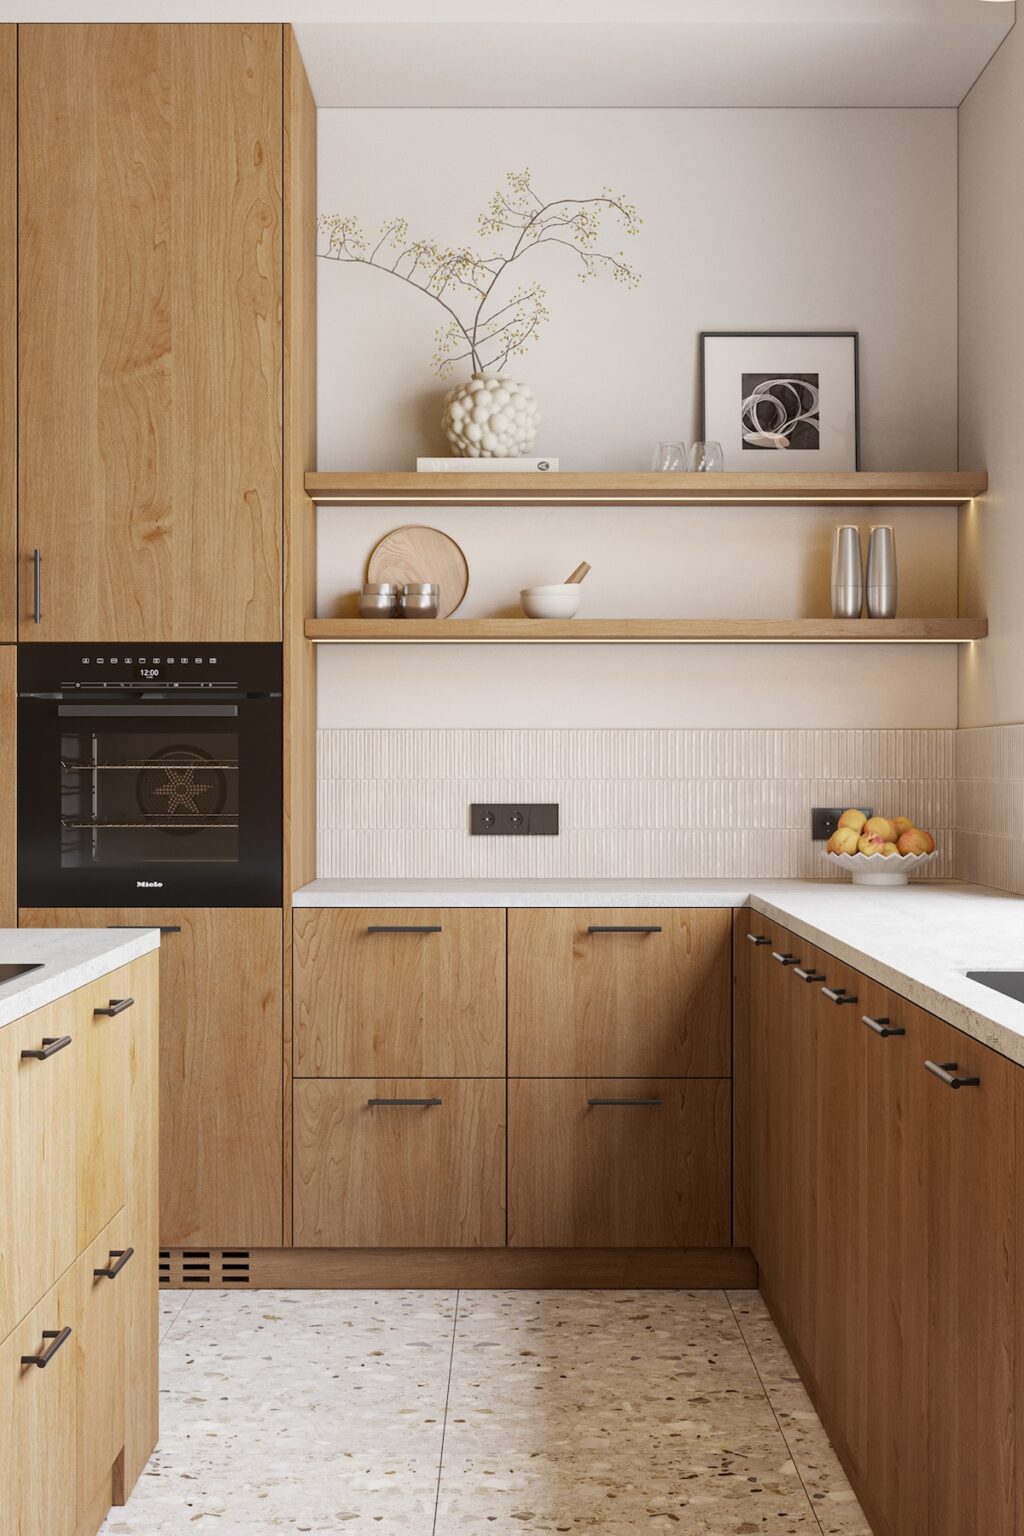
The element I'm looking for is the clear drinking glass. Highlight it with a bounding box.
[650,441,687,472]
[687,440,725,472]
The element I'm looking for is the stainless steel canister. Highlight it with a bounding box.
[865,525,898,618]
[831,526,864,619]
[358,582,399,618]
[399,582,440,619]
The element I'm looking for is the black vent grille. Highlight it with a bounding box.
[159,1249,252,1287]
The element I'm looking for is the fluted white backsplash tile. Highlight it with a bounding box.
[954,725,1024,894]
[317,728,955,881]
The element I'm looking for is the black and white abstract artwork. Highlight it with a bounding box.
[740,372,820,451]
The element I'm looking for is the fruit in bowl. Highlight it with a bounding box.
[826,810,937,884]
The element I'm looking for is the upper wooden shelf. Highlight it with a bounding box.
[304,471,987,508]
[306,617,988,645]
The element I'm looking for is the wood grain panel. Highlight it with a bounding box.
[731,910,750,1244]
[307,616,987,644]
[0,994,79,1343]
[76,1212,127,1521]
[0,647,14,925]
[293,908,505,1077]
[293,1078,506,1249]
[0,28,14,641]
[120,950,159,1498]
[0,1269,77,1536]
[508,1078,731,1249]
[509,908,730,1077]
[18,24,282,642]
[76,965,131,1253]
[20,908,283,1249]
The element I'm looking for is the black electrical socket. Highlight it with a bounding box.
[811,806,873,841]
[470,803,559,836]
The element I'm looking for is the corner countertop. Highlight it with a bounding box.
[293,878,1024,1067]
[0,927,161,1031]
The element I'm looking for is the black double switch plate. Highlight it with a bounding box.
[470,803,559,836]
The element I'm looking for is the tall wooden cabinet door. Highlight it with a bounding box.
[748,919,785,1284]
[76,965,131,1252]
[18,24,282,642]
[0,646,14,925]
[20,908,283,1249]
[909,1008,1017,1536]
[0,27,13,641]
[0,1269,77,1536]
[508,1078,731,1248]
[0,995,78,1343]
[293,908,505,1077]
[76,1212,128,1519]
[509,908,731,1076]
[121,951,159,1498]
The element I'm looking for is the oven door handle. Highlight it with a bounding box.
[56,704,240,718]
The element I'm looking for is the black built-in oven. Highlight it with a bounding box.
[18,643,282,908]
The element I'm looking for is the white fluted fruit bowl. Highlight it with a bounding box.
[824,850,939,886]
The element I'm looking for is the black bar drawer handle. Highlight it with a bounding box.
[366,925,443,935]
[21,1035,72,1061]
[21,1326,71,1369]
[925,1060,980,1089]
[772,951,800,966]
[822,987,859,1005]
[33,548,42,625]
[367,1097,443,1107]
[747,933,771,945]
[587,925,662,934]
[94,997,134,1017]
[863,1015,906,1038]
[587,1097,662,1107]
[105,925,181,934]
[793,967,825,983]
[94,1247,134,1280]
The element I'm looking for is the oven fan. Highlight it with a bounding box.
[136,746,228,837]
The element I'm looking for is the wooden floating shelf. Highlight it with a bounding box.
[304,470,988,508]
[306,618,988,645]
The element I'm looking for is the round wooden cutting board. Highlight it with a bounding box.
[367,525,469,618]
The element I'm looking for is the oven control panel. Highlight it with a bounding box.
[17,642,283,695]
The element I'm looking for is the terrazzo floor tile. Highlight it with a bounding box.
[159,1290,192,1341]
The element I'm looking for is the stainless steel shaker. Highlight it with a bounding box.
[358,582,399,618]
[399,582,440,619]
[865,526,898,618]
[831,526,864,619]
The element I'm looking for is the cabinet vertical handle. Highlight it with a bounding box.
[925,1060,980,1089]
[20,1035,73,1060]
[862,1015,905,1038]
[21,1327,72,1368]
[93,997,134,1017]
[33,548,42,624]
[93,1247,134,1280]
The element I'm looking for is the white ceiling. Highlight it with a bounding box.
[0,1,1014,108]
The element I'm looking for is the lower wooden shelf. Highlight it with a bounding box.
[305,617,987,645]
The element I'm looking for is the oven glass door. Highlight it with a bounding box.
[18,696,281,907]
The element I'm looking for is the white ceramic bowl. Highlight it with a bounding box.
[824,849,938,886]
[520,584,582,620]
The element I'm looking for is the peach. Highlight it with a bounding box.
[864,816,895,843]
[897,828,935,856]
[881,842,900,856]
[891,816,914,837]
[828,827,860,855]
[857,833,885,856]
[837,809,867,833]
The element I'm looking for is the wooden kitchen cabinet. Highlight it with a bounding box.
[508,908,731,1076]
[122,951,160,1495]
[293,908,505,1077]
[76,965,131,1253]
[0,27,13,642]
[508,1077,731,1248]
[18,23,283,642]
[20,908,283,1249]
[0,1269,78,1536]
[76,1213,128,1520]
[293,1078,506,1248]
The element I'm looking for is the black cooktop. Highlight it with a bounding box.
[0,962,43,987]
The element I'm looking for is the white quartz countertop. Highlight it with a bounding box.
[293,878,1024,1066]
[0,927,161,1030]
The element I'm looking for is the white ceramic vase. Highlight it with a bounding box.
[442,373,540,458]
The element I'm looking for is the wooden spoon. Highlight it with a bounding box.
[564,561,592,585]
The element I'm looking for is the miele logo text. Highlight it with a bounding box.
[136,880,164,888]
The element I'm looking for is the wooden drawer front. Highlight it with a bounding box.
[293,908,505,1077]
[76,1212,127,1519]
[0,996,78,1343]
[508,909,730,1076]
[508,1078,731,1248]
[77,967,131,1252]
[0,1267,77,1536]
[293,1078,506,1248]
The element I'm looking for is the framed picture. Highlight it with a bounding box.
[700,331,860,471]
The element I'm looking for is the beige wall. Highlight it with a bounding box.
[959,21,1024,729]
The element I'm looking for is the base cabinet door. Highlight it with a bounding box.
[508,1078,731,1248]
[294,1079,506,1248]
[76,967,130,1253]
[19,907,283,1249]
[76,1213,128,1518]
[0,1269,77,1536]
